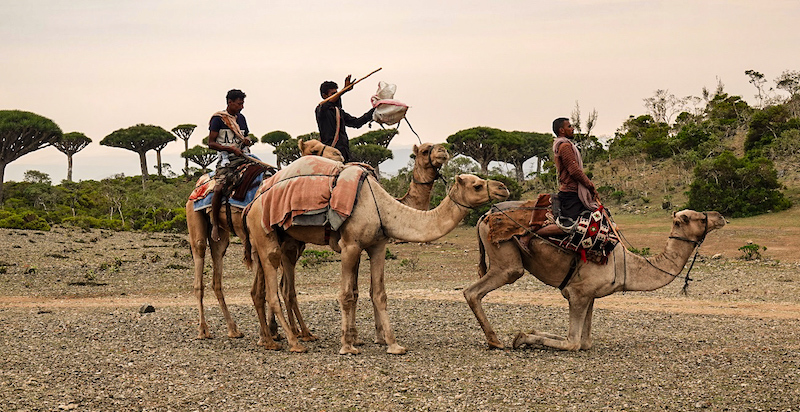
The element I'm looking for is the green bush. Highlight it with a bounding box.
[686,151,791,217]
[0,211,51,231]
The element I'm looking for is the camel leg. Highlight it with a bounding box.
[280,242,318,342]
[209,233,243,338]
[189,209,212,340]
[513,293,592,351]
[580,299,595,350]
[250,258,280,350]
[252,235,306,352]
[338,245,362,355]
[366,242,406,355]
[463,265,524,349]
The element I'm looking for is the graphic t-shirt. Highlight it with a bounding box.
[209,113,250,166]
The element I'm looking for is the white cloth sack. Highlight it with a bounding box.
[371,81,409,125]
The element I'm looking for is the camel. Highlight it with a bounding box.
[275,142,450,343]
[187,139,343,340]
[397,143,450,209]
[243,159,510,355]
[463,208,725,351]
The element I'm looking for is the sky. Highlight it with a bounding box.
[2,0,799,182]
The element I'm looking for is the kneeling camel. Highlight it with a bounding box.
[463,209,725,351]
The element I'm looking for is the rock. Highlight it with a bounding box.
[711,253,722,259]
[139,304,155,314]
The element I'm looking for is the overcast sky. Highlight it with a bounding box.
[2,0,799,182]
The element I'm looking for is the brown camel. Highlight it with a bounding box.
[243,160,510,355]
[397,143,450,209]
[276,142,451,342]
[186,139,343,340]
[463,208,725,351]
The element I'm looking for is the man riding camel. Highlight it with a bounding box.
[207,89,254,241]
[315,76,375,163]
[537,117,599,237]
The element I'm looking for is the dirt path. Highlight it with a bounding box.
[4,289,799,320]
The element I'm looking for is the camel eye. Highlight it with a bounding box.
[312,150,319,155]
[474,184,483,191]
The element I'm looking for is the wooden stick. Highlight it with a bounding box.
[244,154,276,170]
[318,67,382,106]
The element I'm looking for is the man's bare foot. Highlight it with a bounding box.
[211,225,221,242]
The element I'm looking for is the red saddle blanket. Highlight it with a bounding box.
[254,156,369,233]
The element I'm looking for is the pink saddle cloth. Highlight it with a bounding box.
[254,156,369,233]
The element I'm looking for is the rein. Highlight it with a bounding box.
[411,149,446,186]
[640,212,709,294]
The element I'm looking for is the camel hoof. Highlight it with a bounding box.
[487,340,505,350]
[512,332,527,349]
[257,338,282,351]
[290,345,308,353]
[374,338,387,346]
[353,338,365,347]
[271,333,285,341]
[300,334,318,342]
[339,345,360,355]
[386,344,407,355]
[228,330,244,339]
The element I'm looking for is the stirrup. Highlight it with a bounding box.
[555,216,576,232]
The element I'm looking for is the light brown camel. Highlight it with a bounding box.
[397,143,450,209]
[243,162,510,355]
[275,142,451,342]
[186,139,343,340]
[463,208,725,351]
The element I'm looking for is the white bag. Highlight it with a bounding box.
[371,81,409,125]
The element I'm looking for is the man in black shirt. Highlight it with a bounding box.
[315,76,375,162]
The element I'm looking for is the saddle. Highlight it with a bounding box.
[485,194,619,264]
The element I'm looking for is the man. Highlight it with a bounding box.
[315,76,375,162]
[207,89,254,241]
[537,117,598,236]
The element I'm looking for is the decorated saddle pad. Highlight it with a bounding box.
[553,206,619,262]
[255,156,369,233]
[190,170,267,212]
[486,194,551,244]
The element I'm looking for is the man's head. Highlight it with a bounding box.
[552,117,574,138]
[226,89,246,114]
[320,81,338,99]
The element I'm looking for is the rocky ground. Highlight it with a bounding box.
[1,218,799,411]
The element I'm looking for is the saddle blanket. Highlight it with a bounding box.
[255,156,369,233]
[189,171,265,211]
[486,194,551,244]
[484,194,619,264]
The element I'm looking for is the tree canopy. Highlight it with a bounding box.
[52,131,92,182]
[446,127,511,174]
[0,110,63,202]
[181,145,217,173]
[171,124,196,177]
[100,124,175,186]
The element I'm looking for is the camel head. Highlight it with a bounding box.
[412,143,450,171]
[449,174,510,207]
[298,138,345,163]
[670,210,726,243]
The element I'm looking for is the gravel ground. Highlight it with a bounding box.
[1,226,799,411]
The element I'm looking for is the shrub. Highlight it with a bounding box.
[738,242,766,260]
[687,151,791,217]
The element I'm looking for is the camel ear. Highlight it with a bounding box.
[456,174,464,185]
[297,139,305,151]
[412,144,419,155]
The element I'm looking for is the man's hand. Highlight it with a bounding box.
[344,74,354,89]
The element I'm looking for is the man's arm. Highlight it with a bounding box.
[560,146,596,194]
[341,107,376,129]
[207,117,245,156]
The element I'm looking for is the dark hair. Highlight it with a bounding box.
[226,89,246,102]
[552,117,569,136]
[320,81,338,98]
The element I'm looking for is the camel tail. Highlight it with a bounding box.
[477,216,488,278]
[242,206,254,270]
